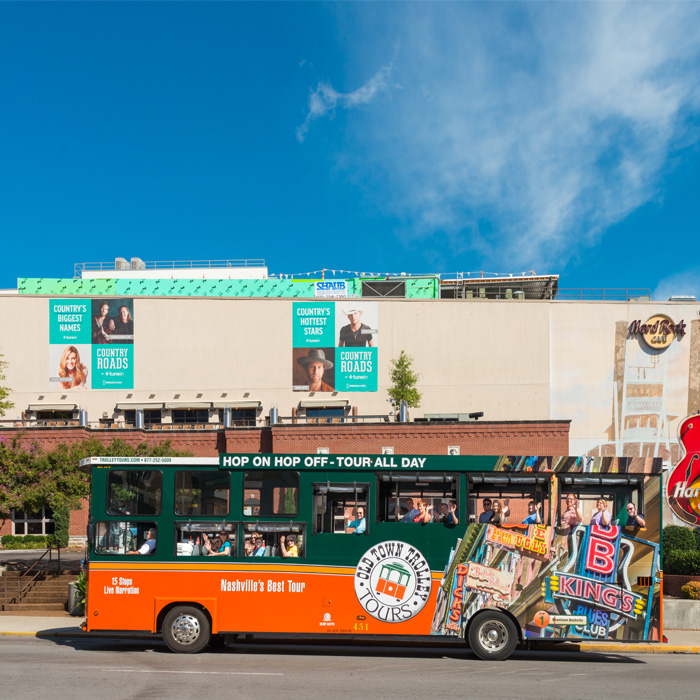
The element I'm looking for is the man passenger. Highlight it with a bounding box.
[346,506,366,534]
[129,528,156,555]
[400,498,419,522]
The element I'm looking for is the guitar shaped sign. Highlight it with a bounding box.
[667,413,700,527]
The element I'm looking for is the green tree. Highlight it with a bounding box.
[0,351,14,417]
[0,437,190,533]
[388,350,422,409]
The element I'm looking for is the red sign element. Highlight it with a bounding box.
[667,414,700,527]
[584,525,620,576]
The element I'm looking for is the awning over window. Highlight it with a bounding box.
[115,402,164,411]
[212,401,261,409]
[299,400,349,408]
[163,402,212,409]
[27,403,78,411]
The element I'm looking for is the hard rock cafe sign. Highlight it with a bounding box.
[667,414,700,527]
[629,314,686,350]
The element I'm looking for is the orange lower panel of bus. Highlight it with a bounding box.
[86,562,441,636]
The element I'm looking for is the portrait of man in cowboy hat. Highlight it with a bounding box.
[338,305,375,347]
[296,348,335,392]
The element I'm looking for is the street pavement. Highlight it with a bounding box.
[2,634,700,700]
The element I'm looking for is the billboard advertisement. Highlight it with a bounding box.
[292,302,377,392]
[49,298,134,390]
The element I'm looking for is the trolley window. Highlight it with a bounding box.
[242,522,306,559]
[558,475,645,528]
[175,521,238,557]
[175,471,229,517]
[312,482,369,534]
[107,470,162,516]
[376,474,458,523]
[94,521,157,555]
[243,471,299,517]
[467,474,550,525]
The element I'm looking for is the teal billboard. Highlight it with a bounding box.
[292,301,378,392]
[49,298,134,390]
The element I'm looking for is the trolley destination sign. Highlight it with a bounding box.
[219,453,497,471]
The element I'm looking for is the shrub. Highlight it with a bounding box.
[663,525,697,552]
[74,571,87,606]
[694,528,700,552]
[664,548,700,576]
[681,581,700,600]
[53,504,70,548]
[1,534,19,547]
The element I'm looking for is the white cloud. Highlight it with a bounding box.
[321,3,700,270]
[296,63,393,142]
[654,268,700,302]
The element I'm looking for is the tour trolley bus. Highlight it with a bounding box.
[82,452,663,660]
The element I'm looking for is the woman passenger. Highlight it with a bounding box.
[489,499,506,525]
[561,494,583,532]
[590,499,612,527]
[413,499,433,524]
[203,533,231,556]
[57,345,88,390]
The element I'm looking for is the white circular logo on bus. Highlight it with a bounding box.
[354,540,432,623]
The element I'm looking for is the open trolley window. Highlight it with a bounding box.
[376,473,458,523]
[312,482,369,534]
[558,474,646,528]
[467,474,551,525]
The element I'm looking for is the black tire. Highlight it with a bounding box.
[467,611,518,661]
[162,606,211,654]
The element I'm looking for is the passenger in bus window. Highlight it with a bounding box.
[625,503,646,528]
[479,498,510,524]
[436,503,449,522]
[346,507,366,534]
[590,499,612,527]
[203,533,231,556]
[280,535,299,558]
[488,500,506,525]
[129,528,156,555]
[522,501,542,525]
[244,536,256,556]
[447,500,459,525]
[413,500,433,523]
[252,537,267,557]
[561,494,583,532]
[400,498,418,522]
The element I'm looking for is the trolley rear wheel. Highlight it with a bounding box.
[467,611,518,661]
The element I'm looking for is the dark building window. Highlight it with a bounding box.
[172,409,209,425]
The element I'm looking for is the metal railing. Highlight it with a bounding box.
[3,545,61,610]
[75,259,266,276]
[554,289,651,301]
[275,414,401,425]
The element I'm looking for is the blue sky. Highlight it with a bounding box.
[1,2,699,299]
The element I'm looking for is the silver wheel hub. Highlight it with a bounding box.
[478,620,508,652]
[171,614,201,645]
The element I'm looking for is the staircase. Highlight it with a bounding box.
[1,571,80,615]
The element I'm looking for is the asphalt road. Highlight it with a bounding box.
[1,635,699,700]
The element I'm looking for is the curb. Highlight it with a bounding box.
[578,643,700,654]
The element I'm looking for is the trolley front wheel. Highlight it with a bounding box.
[162,606,211,654]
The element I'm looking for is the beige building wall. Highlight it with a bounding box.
[1,294,698,453]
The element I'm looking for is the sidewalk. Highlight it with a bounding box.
[0,615,698,653]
